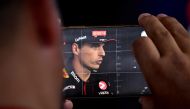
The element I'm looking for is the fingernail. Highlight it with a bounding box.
[65,100,72,103]
[157,13,168,17]
[138,13,151,21]
[64,100,73,108]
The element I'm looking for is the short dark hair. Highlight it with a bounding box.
[75,42,85,49]
[76,42,103,49]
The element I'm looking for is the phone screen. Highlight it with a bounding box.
[62,26,151,98]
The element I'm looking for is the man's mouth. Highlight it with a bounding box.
[96,60,103,65]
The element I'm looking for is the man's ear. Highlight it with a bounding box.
[28,0,60,46]
[72,43,80,55]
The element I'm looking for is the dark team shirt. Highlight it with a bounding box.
[62,63,113,98]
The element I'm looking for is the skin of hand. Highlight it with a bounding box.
[63,100,73,109]
[133,13,190,109]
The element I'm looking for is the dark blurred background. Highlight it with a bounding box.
[56,0,188,28]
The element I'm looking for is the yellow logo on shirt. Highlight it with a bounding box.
[63,68,69,78]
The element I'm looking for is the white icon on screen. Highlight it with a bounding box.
[133,66,137,69]
[141,30,147,37]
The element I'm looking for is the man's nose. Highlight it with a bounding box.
[99,46,105,57]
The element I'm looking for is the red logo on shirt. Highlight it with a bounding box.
[99,81,107,90]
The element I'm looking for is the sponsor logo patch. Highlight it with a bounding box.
[63,85,76,91]
[99,81,107,90]
[92,31,106,37]
[75,36,87,42]
[98,91,109,95]
[71,71,80,83]
[63,68,69,78]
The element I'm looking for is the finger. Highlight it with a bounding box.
[157,14,190,53]
[63,100,73,109]
[133,37,160,81]
[139,96,155,109]
[138,13,181,56]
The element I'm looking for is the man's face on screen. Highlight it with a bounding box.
[79,43,105,70]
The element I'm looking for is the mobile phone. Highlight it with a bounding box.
[62,26,151,98]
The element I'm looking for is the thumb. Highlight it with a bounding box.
[139,96,155,109]
[63,99,73,109]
